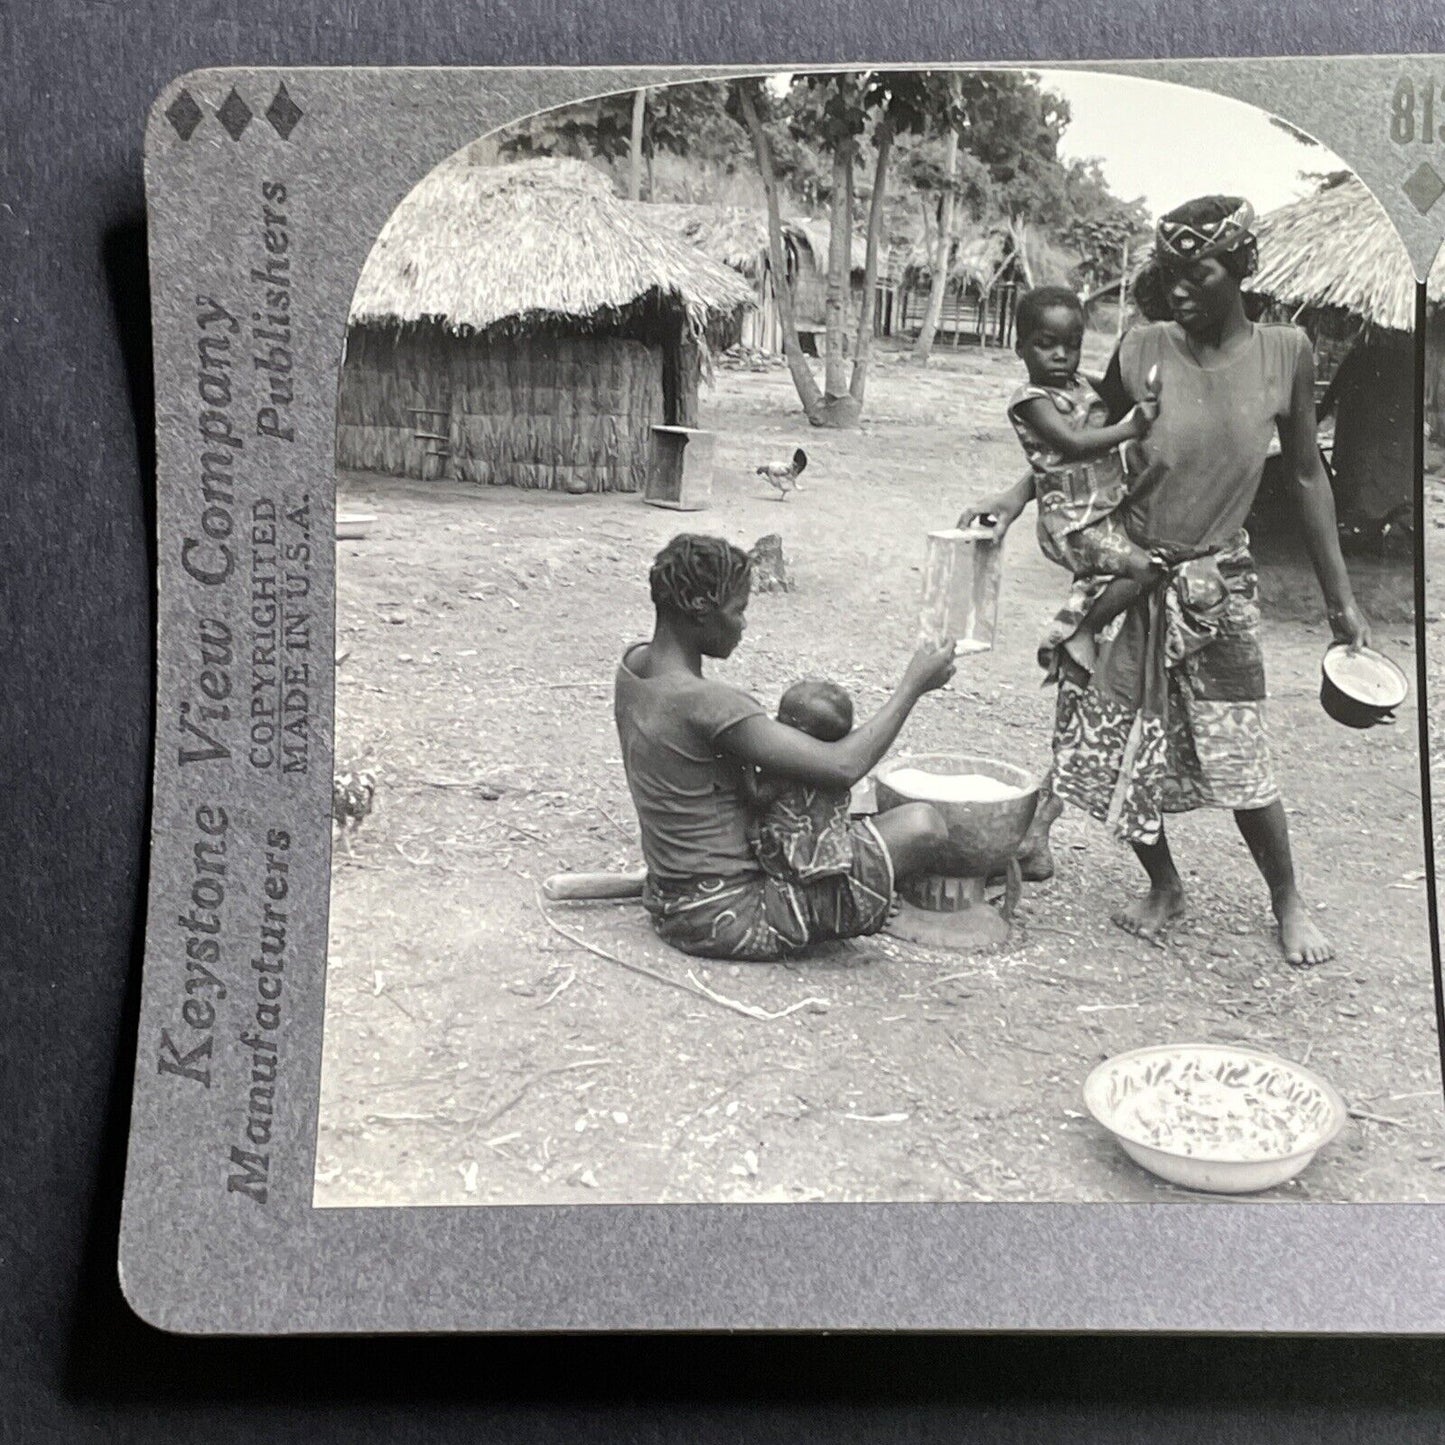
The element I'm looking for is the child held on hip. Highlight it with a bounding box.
[1005,286,1166,645]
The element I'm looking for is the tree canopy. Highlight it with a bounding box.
[495,71,1144,288]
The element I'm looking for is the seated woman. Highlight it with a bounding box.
[614,534,957,961]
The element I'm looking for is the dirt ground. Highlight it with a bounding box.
[315,340,1444,1208]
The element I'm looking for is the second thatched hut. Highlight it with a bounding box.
[339,158,753,494]
[1245,174,1445,526]
[643,203,811,355]
[645,203,872,356]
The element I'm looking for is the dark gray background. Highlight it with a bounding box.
[7,0,1445,1437]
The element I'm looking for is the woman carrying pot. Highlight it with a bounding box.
[961,196,1370,967]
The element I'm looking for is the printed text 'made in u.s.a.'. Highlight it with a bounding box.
[250,496,313,774]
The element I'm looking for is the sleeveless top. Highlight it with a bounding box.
[614,646,765,882]
[1117,322,1309,551]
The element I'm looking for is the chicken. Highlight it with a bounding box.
[756,446,808,500]
[332,770,377,855]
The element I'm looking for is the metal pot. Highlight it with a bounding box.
[1319,643,1408,729]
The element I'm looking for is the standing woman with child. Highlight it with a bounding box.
[962,196,1370,967]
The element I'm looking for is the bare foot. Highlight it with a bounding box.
[1016,837,1055,884]
[1112,886,1187,944]
[1275,891,1333,968]
[1017,792,1064,883]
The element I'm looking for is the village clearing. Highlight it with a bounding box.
[316,342,1444,1208]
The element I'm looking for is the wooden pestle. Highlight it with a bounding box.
[542,868,647,901]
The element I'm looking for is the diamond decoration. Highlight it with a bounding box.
[265,83,303,140]
[1403,161,1445,216]
[216,88,253,141]
[165,88,203,140]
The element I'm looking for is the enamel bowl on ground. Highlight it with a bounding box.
[1083,1044,1347,1194]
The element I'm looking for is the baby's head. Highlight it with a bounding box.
[777,678,853,742]
[1015,286,1085,389]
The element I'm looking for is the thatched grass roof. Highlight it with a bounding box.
[1246,175,1445,332]
[904,222,1077,292]
[794,217,870,276]
[646,202,872,285]
[894,230,999,288]
[952,232,1007,287]
[349,158,754,337]
[644,203,811,279]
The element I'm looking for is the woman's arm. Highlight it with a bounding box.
[718,642,957,792]
[1279,339,1370,649]
[1094,347,1134,424]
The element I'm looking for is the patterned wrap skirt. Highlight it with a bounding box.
[1050,532,1278,845]
[642,818,896,962]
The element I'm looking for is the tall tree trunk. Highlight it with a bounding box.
[913,122,960,364]
[735,82,827,422]
[849,116,894,403]
[1115,236,1131,343]
[824,143,853,398]
[628,89,646,201]
[1010,215,1035,289]
[844,155,856,351]
[918,192,935,273]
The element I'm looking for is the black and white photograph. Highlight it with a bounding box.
[23,0,1445,1424]
[308,68,1440,1210]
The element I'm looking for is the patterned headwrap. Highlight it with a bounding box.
[1155,196,1257,273]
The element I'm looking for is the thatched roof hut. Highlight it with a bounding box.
[1243,175,1438,526]
[793,218,870,277]
[902,221,1076,292]
[1245,174,1443,332]
[890,221,1080,349]
[643,202,811,279]
[339,159,753,493]
[644,202,869,352]
[350,158,752,343]
[949,232,1007,289]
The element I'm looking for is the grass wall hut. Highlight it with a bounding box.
[1246,175,1445,525]
[339,158,753,494]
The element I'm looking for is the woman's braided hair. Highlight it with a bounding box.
[649,534,752,618]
